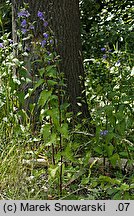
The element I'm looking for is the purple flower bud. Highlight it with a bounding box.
[115,60,120,66]
[101,47,106,52]
[41,40,47,47]
[26,47,30,52]
[100,130,108,136]
[50,39,53,45]
[43,21,48,27]
[21,19,27,27]
[103,54,107,59]
[21,28,27,34]
[29,25,34,30]
[0,43,4,48]
[43,33,49,39]
[9,39,13,44]
[47,51,51,55]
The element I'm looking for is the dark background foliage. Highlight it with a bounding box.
[0,0,133,200]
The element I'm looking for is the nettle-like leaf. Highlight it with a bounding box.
[33,79,44,91]
[109,153,120,168]
[38,89,52,107]
[62,144,75,162]
[106,144,114,157]
[41,123,51,143]
[46,65,57,78]
[58,123,68,138]
[49,165,59,178]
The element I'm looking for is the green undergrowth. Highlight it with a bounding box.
[0,3,134,200]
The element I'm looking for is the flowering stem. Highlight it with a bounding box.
[44,75,55,165]
[58,82,63,197]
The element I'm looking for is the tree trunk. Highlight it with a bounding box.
[12,0,90,120]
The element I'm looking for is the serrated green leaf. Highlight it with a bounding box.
[47,80,57,86]
[33,79,44,91]
[41,124,51,140]
[46,65,57,78]
[94,146,103,154]
[107,145,114,157]
[49,166,59,178]
[109,153,120,168]
[38,90,52,107]
[120,183,129,191]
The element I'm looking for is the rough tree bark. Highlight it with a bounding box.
[12,0,90,120]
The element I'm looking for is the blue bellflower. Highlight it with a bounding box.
[100,130,108,136]
[41,40,47,47]
[21,19,27,27]
[43,33,49,39]
[21,28,27,34]
[101,47,106,52]
[18,10,30,18]
[43,21,48,27]
[38,11,44,20]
